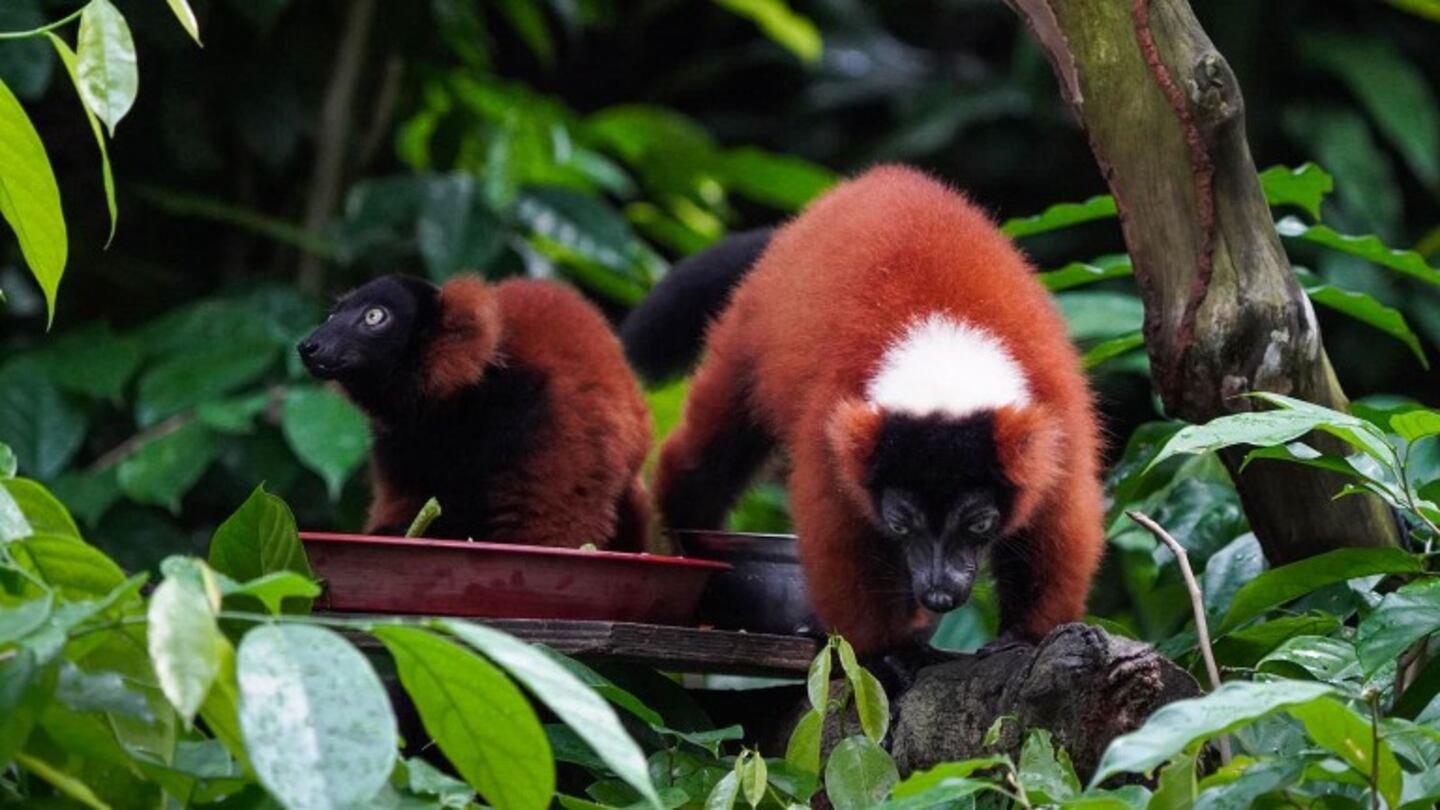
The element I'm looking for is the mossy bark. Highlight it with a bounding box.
[1004,0,1401,562]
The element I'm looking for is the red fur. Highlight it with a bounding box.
[370,276,652,550]
[656,166,1106,654]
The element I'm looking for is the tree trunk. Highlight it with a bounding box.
[1002,0,1401,563]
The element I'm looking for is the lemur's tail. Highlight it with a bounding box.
[620,228,774,384]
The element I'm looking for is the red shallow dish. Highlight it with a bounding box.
[301,532,730,626]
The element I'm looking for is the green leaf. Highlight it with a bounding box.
[163,0,201,45]
[1018,729,1080,803]
[1300,34,1439,189]
[0,76,66,324]
[493,0,554,66]
[375,626,554,810]
[705,771,739,810]
[0,648,54,766]
[134,340,279,425]
[1001,195,1117,239]
[1382,0,1440,20]
[1391,409,1440,442]
[414,173,505,281]
[1258,163,1334,221]
[54,659,151,720]
[406,757,478,808]
[738,752,767,808]
[116,421,220,512]
[515,186,662,304]
[148,558,223,727]
[539,649,666,728]
[1256,635,1361,684]
[886,758,1010,799]
[47,33,116,245]
[1148,749,1197,810]
[0,441,15,478]
[1218,547,1424,633]
[208,484,313,583]
[783,708,823,774]
[873,779,991,810]
[13,531,126,598]
[1057,292,1145,343]
[199,636,248,771]
[223,571,320,615]
[1288,697,1403,809]
[721,148,834,210]
[807,640,832,711]
[1090,681,1334,786]
[1304,284,1427,368]
[824,735,899,810]
[0,480,34,542]
[5,477,82,542]
[443,620,660,808]
[237,624,398,810]
[37,323,140,401]
[76,0,137,136]
[1278,217,1440,286]
[15,753,109,810]
[712,0,821,63]
[0,595,50,645]
[1040,254,1133,292]
[1213,614,1343,668]
[1193,757,1306,810]
[1356,579,1440,673]
[281,386,371,500]
[1082,332,1146,372]
[48,469,120,527]
[0,360,86,478]
[835,635,889,742]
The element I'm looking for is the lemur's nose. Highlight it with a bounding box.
[297,339,319,359]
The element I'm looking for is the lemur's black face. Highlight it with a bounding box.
[297,275,437,391]
[865,411,1016,614]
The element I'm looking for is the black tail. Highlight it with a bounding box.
[621,228,774,384]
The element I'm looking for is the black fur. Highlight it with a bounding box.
[864,412,1018,613]
[659,406,774,530]
[621,228,774,383]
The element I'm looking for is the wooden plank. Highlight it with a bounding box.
[345,617,818,677]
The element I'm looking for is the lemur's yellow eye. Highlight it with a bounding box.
[364,307,387,327]
[968,513,998,535]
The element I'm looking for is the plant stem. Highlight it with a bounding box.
[0,7,83,40]
[1367,690,1381,810]
[1128,510,1231,765]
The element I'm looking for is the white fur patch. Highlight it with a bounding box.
[866,314,1030,417]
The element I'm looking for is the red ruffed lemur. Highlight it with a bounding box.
[622,166,1105,658]
[298,273,652,550]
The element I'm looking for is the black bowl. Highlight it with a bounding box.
[673,531,821,637]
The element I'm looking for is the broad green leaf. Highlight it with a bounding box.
[0,647,54,766]
[1148,749,1198,810]
[712,0,821,62]
[208,485,313,583]
[1383,0,1440,19]
[493,0,554,65]
[873,779,990,810]
[1356,579,1440,673]
[539,648,664,727]
[415,174,505,281]
[1002,195,1117,239]
[1391,409,1440,442]
[1305,284,1427,367]
[886,758,1010,798]
[1201,533,1264,621]
[784,708,822,774]
[721,148,834,210]
[806,640,832,710]
[1258,163,1333,221]
[824,735,899,810]
[13,531,126,598]
[738,752,767,808]
[1193,757,1306,810]
[5,477,81,539]
[164,0,201,44]
[0,481,32,542]
[116,421,220,512]
[282,386,371,500]
[54,659,150,721]
[148,559,223,727]
[1019,729,1080,803]
[0,441,15,478]
[36,323,140,401]
[0,359,87,480]
[406,757,478,808]
[0,76,66,324]
[14,753,109,810]
[47,33,116,244]
[705,771,739,810]
[76,0,137,136]
[1090,681,1334,786]
[223,571,320,615]
[199,637,249,770]
[1041,254,1133,292]
[1300,34,1439,189]
[1256,635,1361,684]
[375,626,553,810]
[1278,217,1440,286]
[1288,697,1403,809]
[654,724,742,757]
[1083,332,1145,372]
[515,187,662,304]
[48,468,121,527]
[0,594,50,645]
[1213,614,1343,668]
[835,635,889,742]
[237,624,398,810]
[134,340,278,425]
[443,620,660,808]
[1057,292,1144,343]
[1218,547,1424,633]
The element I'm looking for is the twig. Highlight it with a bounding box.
[405,497,443,538]
[1367,689,1381,810]
[0,7,83,39]
[297,0,377,293]
[357,54,404,169]
[88,413,192,473]
[1128,510,1231,764]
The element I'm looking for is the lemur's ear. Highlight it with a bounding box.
[992,403,1064,531]
[425,275,502,398]
[827,398,884,512]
